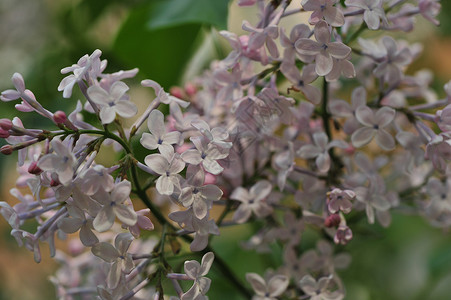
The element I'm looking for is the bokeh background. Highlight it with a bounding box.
[1,0,451,299]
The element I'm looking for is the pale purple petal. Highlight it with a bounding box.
[115,101,137,118]
[148,109,166,137]
[375,129,395,151]
[91,242,119,262]
[351,127,376,148]
[355,106,375,126]
[114,205,138,226]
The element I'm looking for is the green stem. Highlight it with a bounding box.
[346,22,367,44]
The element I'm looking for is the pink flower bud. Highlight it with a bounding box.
[28,161,43,175]
[0,119,13,130]
[204,173,217,185]
[0,128,10,138]
[170,86,184,99]
[53,111,67,124]
[184,83,197,97]
[50,179,60,187]
[0,145,13,155]
[324,214,341,228]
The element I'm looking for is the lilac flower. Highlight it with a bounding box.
[92,180,138,232]
[328,86,366,134]
[345,0,387,30]
[280,24,312,65]
[281,64,321,104]
[419,0,441,26]
[190,119,232,149]
[301,0,345,27]
[425,134,451,172]
[296,21,351,76]
[140,109,181,156]
[58,49,104,98]
[327,188,355,214]
[299,275,344,300]
[169,209,219,251]
[91,232,135,289]
[87,81,137,124]
[58,204,98,246]
[145,150,185,195]
[276,211,304,246]
[423,178,451,226]
[334,225,353,245]
[125,208,154,238]
[325,54,355,82]
[373,36,412,85]
[242,21,279,59]
[230,180,273,224]
[181,137,228,175]
[297,132,348,173]
[181,252,214,300]
[246,272,289,300]
[355,184,391,227]
[141,79,189,108]
[1,72,26,101]
[180,184,223,220]
[38,139,76,186]
[351,106,396,150]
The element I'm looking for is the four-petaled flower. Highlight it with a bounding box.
[87,81,137,124]
[246,272,289,300]
[92,180,138,232]
[351,106,396,150]
[181,252,214,300]
[231,180,273,224]
[140,109,181,156]
[91,232,135,289]
[296,21,351,76]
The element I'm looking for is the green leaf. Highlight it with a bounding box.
[114,0,230,88]
[146,0,230,30]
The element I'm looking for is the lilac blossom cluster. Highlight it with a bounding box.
[0,0,445,299]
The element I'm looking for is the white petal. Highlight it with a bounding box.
[114,205,138,226]
[145,154,168,175]
[92,242,119,262]
[375,129,395,151]
[147,109,166,137]
[115,101,138,118]
[268,275,289,297]
[351,127,376,148]
[93,206,115,232]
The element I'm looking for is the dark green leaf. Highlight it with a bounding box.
[146,0,230,30]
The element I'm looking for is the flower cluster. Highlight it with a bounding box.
[0,0,447,299]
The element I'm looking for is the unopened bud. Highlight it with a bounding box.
[50,179,60,187]
[184,82,197,97]
[0,145,13,155]
[53,111,67,124]
[0,119,13,130]
[0,128,10,138]
[324,214,341,228]
[28,161,43,175]
[170,86,184,99]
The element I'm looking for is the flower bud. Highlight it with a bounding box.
[53,111,67,124]
[0,128,10,138]
[324,213,341,228]
[50,179,60,187]
[0,145,13,155]
[184,82,197,97]
[0,119,13,130]
[170,86,184,99]
[28,161,43,175]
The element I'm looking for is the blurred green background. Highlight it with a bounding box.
[1,0,451,299]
